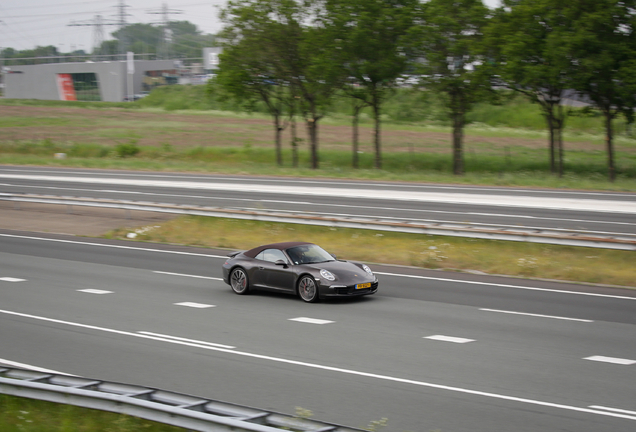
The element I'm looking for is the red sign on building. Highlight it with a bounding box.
[56,74,77,101]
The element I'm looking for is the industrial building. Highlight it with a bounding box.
[3,58,182,102]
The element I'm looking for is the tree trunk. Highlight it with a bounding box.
[605,111,615,182]
[291,115,298,168]
[274,115,283,166]
[306,118,319,169]
[452,112,464,175]
[546,114,556,174]
[373,103,382,170]
[352,109,360,169]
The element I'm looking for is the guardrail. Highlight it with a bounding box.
[2,193,635,251]
[0,366,365,432]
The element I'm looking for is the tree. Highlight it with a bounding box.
[487,0,578,177]
[569,0,636,182]
[104,21,215,59]
[322,0,419,169]
[415,0,495,175]
[219,0,344,169]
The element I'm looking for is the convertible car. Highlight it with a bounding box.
[222,241,379,302]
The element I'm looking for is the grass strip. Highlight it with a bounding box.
[104,216,636,289]
[0,394,187,432]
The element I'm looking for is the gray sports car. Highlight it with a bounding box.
[222,242,379,302]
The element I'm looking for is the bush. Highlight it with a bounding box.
[115,141,140,158]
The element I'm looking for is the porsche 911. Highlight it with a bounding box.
[222,242,379,302]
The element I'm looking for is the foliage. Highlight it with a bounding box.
[414,0,496,175]
[567,0,636,181]
[115,140,141,158]
[218,0,349,169]
[487,0,578,177]
[323,0,420,169]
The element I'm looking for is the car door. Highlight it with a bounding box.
[254,249,295,292]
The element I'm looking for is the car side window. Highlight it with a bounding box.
[255,249,288,263]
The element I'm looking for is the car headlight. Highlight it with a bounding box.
[320,269,335,281]
[362,264,373,275]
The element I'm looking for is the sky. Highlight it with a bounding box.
[1,0,501,53]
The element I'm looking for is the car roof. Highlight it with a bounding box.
[243,241,314,258]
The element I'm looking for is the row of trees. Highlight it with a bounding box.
[214,0,636,181]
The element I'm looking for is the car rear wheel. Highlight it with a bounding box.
[230,268,249,295]
[298,275,319,303]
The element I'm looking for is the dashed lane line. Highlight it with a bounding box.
[584,356,636,365]
[1,308,635,422]
[424,335,475,344]
[289,317,335,325]
[480,308,594,322]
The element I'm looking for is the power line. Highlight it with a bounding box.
[147,3,183,59]
[68,15,119,57]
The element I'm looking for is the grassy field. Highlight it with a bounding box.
[0,95,635,190]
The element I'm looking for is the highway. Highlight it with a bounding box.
[1,231,635,432]
[1,166,636,238]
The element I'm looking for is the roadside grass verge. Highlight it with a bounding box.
[104,216,636,288]
[0,394,187,432]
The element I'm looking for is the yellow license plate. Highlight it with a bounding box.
[356,283,371,289]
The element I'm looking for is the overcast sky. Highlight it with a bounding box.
[1,0,500,53]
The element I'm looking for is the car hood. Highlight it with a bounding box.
[305,260,375,284]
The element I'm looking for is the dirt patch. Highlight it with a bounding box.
[0,201,175,236]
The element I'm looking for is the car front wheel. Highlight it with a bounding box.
[230,268,249,295]
[298,275,319,303]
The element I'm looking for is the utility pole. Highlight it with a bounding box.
[147,3,182,59]
[68,15,119,60]
[115,0,132,59]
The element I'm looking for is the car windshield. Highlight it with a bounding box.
[286,244,335,265]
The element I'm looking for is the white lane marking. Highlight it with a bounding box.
[425,335,475,344]
[4,167,635,198]
[0,233,226,258]
[0,358,77,376]
[154,271,223,281]
[375,272,636,301]
[138,331,235,349]
[590,406,636,416]
[268,207,634,236]
[2,233,634,302]
[289,317,335,325]
[78,289,113,294]
[0,277,26,282]
[584,356,636,365]
[480,309,594,322]
[2,173,635,213]
[9,181,634,228]
[1,308,635,422]
[174,302,216,308]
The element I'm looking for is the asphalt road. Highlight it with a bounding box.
[1,231,635,432]
[2,166,636,238]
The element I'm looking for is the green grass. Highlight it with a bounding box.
[0,394,187,432]
[105,216,636,288]
[2,145,635,191]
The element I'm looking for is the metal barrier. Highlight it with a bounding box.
[0,367,365,432]
[2,193,635,250]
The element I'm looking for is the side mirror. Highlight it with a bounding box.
[330,253,337,259]
[275,259,288,267]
